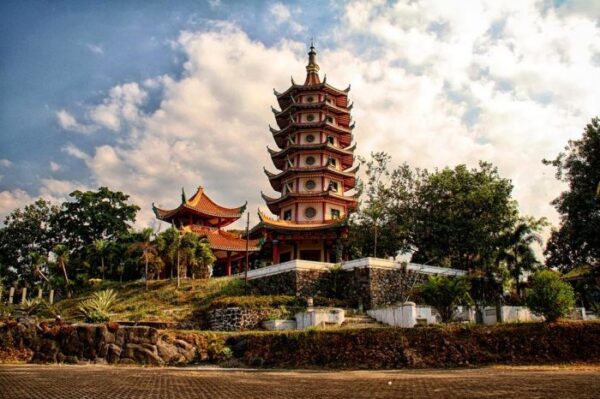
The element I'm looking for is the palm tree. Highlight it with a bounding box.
[93,239,109,279]
[52,244,71,298]
[129,228,158,290]
[498,220,545,298]
[29,252,50,285]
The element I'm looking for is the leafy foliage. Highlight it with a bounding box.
[418,275,472,323]
[526,270,575,322]
[544,117,600,273]
[78,289,118,323]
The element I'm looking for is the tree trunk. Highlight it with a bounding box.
[145,252,149,291]
[61,261,71,298]
[176,250,180,289]
[101,256,105,280]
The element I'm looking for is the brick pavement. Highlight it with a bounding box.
[0,364,599,399]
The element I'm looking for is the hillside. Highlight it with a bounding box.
[57,277,246,324]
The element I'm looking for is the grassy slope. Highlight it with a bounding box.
[58,277,246,322]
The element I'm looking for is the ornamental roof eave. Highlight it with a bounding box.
[274,82,351,100]
[274,101,350,119]
[256,209,349,232]
[267,142,357,160]
[185,225,262,253]
[270,121,354,137]
[153,186,247,223]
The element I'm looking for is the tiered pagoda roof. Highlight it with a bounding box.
[259,43,358,227]
[153,186,246,228]
[183,225,260,256]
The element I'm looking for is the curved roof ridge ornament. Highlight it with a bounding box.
[344,84,351,92]
[323,74,327,84]
[291,76,296,85]
[273,88,281,96]
[181,187,187,204]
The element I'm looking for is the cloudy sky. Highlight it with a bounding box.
[1,0,599,241]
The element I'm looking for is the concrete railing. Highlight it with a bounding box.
[239,257,466,280]
[240,259,335,280]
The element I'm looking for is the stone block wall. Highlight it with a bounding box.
[207,307,271,331]
[248,266,426,309]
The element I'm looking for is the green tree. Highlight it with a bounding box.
[0,199,59,286]
[92,239,109,279]
[411,162,518,271]
[156,227,181,279]
[29,251,51,286]
[53,187,140,253]
[129,228,158,290]
[543,117,600,272]
[527,270,575,322]
[418,275,472,323]
[497,217,547,298]
[52,244,71,298]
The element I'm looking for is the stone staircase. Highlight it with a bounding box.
[341,314,385,329]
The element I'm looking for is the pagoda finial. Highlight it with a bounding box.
[305,40,320,85]
[181,187,186,203]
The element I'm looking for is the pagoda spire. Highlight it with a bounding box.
[304,40,321,85]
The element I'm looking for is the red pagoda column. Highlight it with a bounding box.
[272,240,280,264]
[226,251,232,276]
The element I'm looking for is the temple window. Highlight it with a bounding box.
[327,135,335,145]
[307,114,315,122]
[329,181,339,192]
[331,209,341,219]
[306,96,315,103]
[283,209,292,221]
[305,207,317,219]
[306,134,315,143]
[305,156,316,166]
[328,157,337,167]
[326,116,334,124]
[305,180,316,190]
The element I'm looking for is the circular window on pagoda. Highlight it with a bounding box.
[306,134,315,143]
[305,207,317,219]
[306,114,315,122]
[307,96,315,103]
[305,156,316,166]
[305,180,316,190]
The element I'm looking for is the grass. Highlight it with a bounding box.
[57,277,247,323]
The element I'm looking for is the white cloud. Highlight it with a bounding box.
[50,161,61,172]
[87,43,104,55]
[268,2,304,33]
[0,189,34,224]
[0,159,12,167]
[45,1,598,249]
[56,109,97,134]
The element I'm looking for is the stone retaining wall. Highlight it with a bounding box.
[248,267,425,309]
[207,307,271,331]
[0,318,216,366]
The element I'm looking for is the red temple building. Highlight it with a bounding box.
[250,45,358,264]
[153,186,261,276]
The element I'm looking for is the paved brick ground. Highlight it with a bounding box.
[1,364,599,399]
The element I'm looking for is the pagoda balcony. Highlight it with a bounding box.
[274,81,351,102]
[268,142,356,159]
[272,101,350,120]
[261,191,358,214]
[264,165,358,191]
[270,120,354,138]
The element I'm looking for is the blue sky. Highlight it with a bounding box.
[1,0,600,240]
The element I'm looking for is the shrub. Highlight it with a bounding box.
[78,289,118,323]
[19,298,44,316]
[526,270,575,322]
[208,295,304,310]
[418,275,472,323]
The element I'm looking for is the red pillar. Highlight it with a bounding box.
[226,251,232,276]
[272,240,280,264]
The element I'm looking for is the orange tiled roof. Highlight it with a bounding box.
[184,225,261,252]
[153,186,246,221]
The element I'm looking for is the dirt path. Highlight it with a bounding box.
[1,364,599,398]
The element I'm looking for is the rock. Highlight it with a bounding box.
[124,326,158,345]
[123,343,164,366]
[106,344,122,364]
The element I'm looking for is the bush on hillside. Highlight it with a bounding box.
[527,270,575,322]
[418,275,472,322]
[78,289,118,323]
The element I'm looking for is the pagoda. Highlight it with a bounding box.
[251,44,358,264]
[153,186,261,276]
